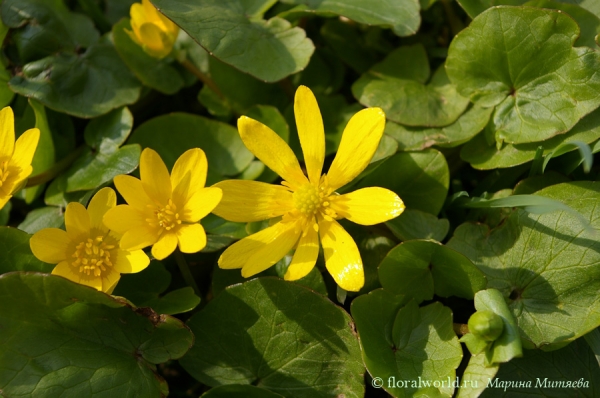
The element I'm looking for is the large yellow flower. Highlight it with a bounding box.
[213,86,405,292]
[103,148,222,260]
[30,188,150,293]
[0,106,40,210]
[127,0,179,59]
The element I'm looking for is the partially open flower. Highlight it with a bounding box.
[0,106,40,210]
[127,0,179,59]
[30,188,150,293]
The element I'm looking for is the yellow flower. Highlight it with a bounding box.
[0,107,40,210]
[127,0,179,59]
[213,86,405,292]
[30,188,150,293]
[103,148,222,260]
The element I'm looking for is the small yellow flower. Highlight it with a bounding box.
[30,188,150,293]
[213,86,405,292]
[0,106,40,210]
[127,0,179,59]
[103,148,222,260]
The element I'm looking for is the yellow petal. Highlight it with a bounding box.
[238,116,308,189]
[331,187,405,225]
[101,269,121,293]
[0,107,14,159]
[65,202,90,242]
[284,220,320,281]
[103,205,147,235]
[295,86,325,185]
[151,232,178,260]
[177,223,207,254]
[30,228,70,264]
[327,108,386,191]
[114,175,154,210]
[87,188,116,231]
[113,249,150,274]
[318,218,364,292]
[121,226,159,251]
[9,128,40,179]
[139,23,172,58]
[212,180,292,223]
[140,148,172,205]
[52,261,102,291]
[171,148,207,207]
[241,222,301,277]
[218,221,299,271]
[181,187,222,223]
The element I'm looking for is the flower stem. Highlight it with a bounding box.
[25,145,87,188]
[174,249,201,298]
[441,0,465,36]
[179,58,225,100]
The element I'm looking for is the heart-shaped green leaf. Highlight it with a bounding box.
[0,227,52,274]
[385,208,450,242]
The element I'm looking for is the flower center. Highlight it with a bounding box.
[293,184,322,216]
[0,160,9,188]
[71,236,115,276]
[155,199,182,231]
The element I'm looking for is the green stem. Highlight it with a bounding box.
[174,250,201,297]
[179,58,225,100]
[441,0,465,37]
[25,145,87,188]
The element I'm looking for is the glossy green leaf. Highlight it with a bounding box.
[447,182,600,350]
[151,0,314,82]
[0,272,193,397]
[456,353,498,398]
[446,6,600,144]
[320,20,379,74]
[0,201,10,225]
[1,0,99,63]
[130,113,253,180]
[9,40,142,118]
[378,240,486,304]
[281,0,421,37]
[387,105,493,151]
[351,290,463,398]
[201,385,285,398]
[0,227,52,274]
[112,18,184,95]
[353,44,469,127]
[385,208,450,242]
[180,277,364,398]
[480,338,599,397]
[17,206,64,235]
[23,100,55,203]
[357,149,450,215]
[461,107,600,169]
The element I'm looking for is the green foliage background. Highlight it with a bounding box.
[1,0,600,397]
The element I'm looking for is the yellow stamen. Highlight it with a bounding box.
[0,160,8,188]
[152,198,182,233]
[71,236,116,276]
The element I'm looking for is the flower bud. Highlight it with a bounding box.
[468,310,504,342]
[127,0,179,59]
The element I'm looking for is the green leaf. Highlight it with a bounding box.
[447,182,600,349]
[481,338,600,397]
[0,201,10,225]
[151,0,315,82]
[351,289,463,398]
[1,0,99,63]
[353,44,469,127]
[385,208,450,242]
[201,385,285,398]
[0,272,193,397]
[387,104,493,151]
[455,354,499,398]
[461,106,600,169]
[180,277,364,398]
[512,171,570,195]
[9,40,142,118]
[280,0,421,37]
[446,6,600,144]
[357,149,450,215]
[112,18,184,95]
[0,227,52,274]
[130,113,253,180]
[584,328,600,368]
[17,206,64,235]
[320,20,379,74]
[113,261,200,315]
[378,240,487,304]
